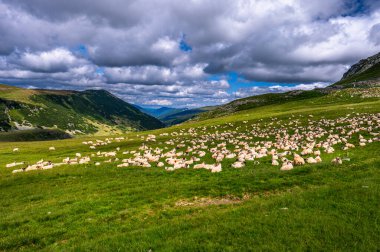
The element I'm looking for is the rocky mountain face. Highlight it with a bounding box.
[341,52,380,81]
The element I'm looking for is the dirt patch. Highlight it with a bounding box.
[175,195,247,207]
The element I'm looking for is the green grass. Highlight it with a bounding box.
[0,90,379,251]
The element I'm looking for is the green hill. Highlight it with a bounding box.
[194,89,329,121]
[0,84,164,135]
[193,52,380,122]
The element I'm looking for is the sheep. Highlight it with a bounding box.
[194,163,205,169]
[345,143,355,149]
[105,151,116,157]
[331,157,342,165]
[13,148,19,152]
[232,161,245,168]
[293,154,305,165]
[325,147,335,154]
[211,163,222,173]
[272,160,279,166]
[280,161,294,171]
[9,112,379,174]
[6,162,24,168]
[49,147,55,151]
[306,157,317,164]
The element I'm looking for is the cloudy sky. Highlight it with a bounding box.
[0,0,380,107]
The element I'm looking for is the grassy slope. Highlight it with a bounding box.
[0,90,379,251]
[194,89,328,121]
[0,84,164,134]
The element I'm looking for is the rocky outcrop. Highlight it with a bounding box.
[341,52,380,80]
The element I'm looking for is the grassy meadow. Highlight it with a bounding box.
[0,91,379,251]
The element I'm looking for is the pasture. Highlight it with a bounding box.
[0,93,379,251]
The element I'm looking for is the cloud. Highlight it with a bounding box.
[0,0,379,107]
[369,23,380,45]
[15,48,82,72]
[103,64,206,85]
[145,99,173,106]
[234,82,330,98]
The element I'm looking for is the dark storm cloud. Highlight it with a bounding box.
[0,0,379,107]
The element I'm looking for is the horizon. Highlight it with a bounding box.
[0,0,380,107]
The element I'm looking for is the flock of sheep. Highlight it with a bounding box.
[7,112,380,174]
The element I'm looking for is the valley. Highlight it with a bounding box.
[0,48,379,251]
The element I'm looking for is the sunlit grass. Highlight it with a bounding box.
[0,92,379,251]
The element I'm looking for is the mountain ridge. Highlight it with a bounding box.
[0,84,164,135]
[341,52,380,81]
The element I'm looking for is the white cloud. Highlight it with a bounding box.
[17,48,82,72]
[234,82,329,98]
[0,0,379,107]
[145,99,173,106]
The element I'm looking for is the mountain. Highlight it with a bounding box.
[133,104,216,126]
[134,106,187,118]
[159,107,216,126]
[0,84,164,135]
[332,52,380,87]
[193,52,380,121]
[154,107,186,118]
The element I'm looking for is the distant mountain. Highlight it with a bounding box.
[133,104,215,126]
[134,106,187,118]
[0,84,164,135]
[159,107,216,126]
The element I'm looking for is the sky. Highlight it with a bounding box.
[0,0,380,108]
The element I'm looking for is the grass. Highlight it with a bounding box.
[0,84,38,105]
[0,90,379,251]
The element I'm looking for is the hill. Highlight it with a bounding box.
[0,84,164,135]
[194,52,380,121]
[332,52,380,87]
[194,89,329,121]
